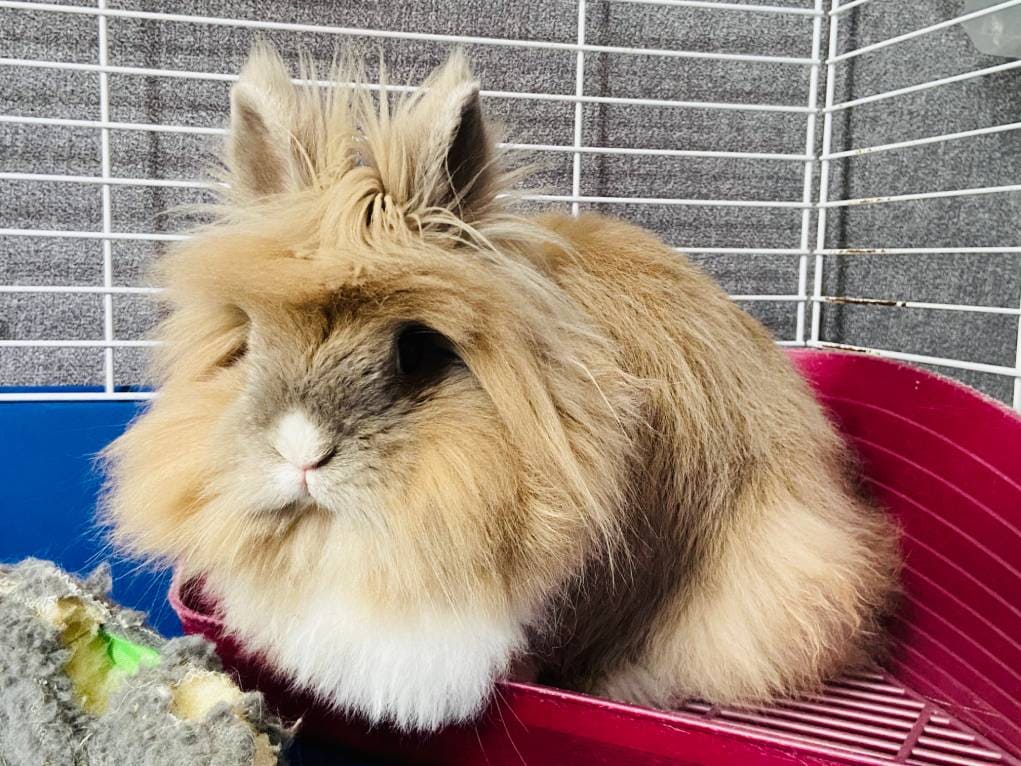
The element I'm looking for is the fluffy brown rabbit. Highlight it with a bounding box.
[104,43,899,731]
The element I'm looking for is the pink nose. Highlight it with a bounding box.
[293,448,335,492]
[312,447,336,469]
[293,447,336,473]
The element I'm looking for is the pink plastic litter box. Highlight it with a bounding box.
[171,349,1021,766]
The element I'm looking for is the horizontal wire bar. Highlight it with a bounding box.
[829,0,1021,64]
[0,343,823,401]
[2,228,814,247]
[13,143,1013,210]
[1,324,803,347]
[0,285,808,302]
[0,339,159,348]
[816,296,1021,315]
[806,340,1020,377]
[0,58,814,114]
[826,59,1021,113]
[821,121,1021,160]
[0,287,814,307]
[730,294,802,301]
[821,183,1021,208]
[0,285,161,295]
[5,150,811,189]
[1,174,808,205]
[0,391,156,401]
[15,164,1021,207]
[0,172,220,190]
[608,0,822,16]
[4,188,1014,229]
[0,116,810,162]
[817,246,1021,255]
[502,142,811,161]
[678,247,810,254]
[0,113,224,136]
[1,116,813,157]
[0,228,187,241]
[529,193,806,208]
[0,2,817,65]
[0,284,804,302]
[830,0,872,16]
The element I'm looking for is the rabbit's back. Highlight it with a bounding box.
[532,212,899,705]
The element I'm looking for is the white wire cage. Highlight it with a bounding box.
[1,0,1020,407]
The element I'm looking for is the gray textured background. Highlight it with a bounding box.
[2,0,1019,403]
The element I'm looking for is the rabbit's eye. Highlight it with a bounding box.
[395,324,459,381]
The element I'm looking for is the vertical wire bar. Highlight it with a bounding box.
[571,0,586,216]
[1013,289,1021,408]
[98,0,115,392]
[811,0,842,342]
[795,0,824,345]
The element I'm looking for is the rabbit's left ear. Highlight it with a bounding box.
[404,52,499,221]
[227,42,303,199]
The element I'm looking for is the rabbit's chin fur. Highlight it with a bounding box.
[103,44,900,732]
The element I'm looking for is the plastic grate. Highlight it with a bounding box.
[678,673,1010,765]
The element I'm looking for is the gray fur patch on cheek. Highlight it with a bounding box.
[301,350,404,443]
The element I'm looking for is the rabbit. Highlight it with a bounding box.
[103,43,900,732]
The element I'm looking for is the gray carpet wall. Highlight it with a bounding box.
[2,0,1019,404]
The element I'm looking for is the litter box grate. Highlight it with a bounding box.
[678,672,1011,766]
[172,560,1020,766]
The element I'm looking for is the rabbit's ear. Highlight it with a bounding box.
[227,42,301,198]
[408,52,498,220]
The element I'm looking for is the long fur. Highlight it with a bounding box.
[103,43,899,730]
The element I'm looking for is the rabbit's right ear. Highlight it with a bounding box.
[227,42,301,199]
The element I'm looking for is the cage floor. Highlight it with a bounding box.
[675,672,1011,766]
[174,574,1017,766]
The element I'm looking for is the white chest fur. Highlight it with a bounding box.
[215,577,526,731]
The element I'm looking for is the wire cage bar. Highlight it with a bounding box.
[1,0,1019,410]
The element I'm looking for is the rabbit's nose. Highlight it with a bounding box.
[272,408,333,470]
[293,447,336,495]
[299,447,336,471]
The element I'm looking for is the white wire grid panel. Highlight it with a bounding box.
[1,0,1020,405]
